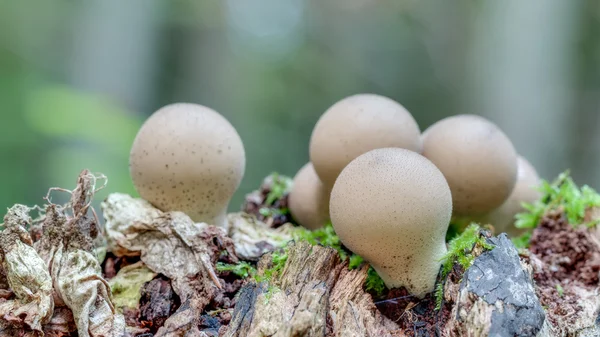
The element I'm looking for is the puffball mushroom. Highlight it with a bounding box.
[309,93,421,188]
[421,114,518,216]
[129,103,245,227]
[477,156,541,236]
[330,148,452,297]
[288,162,330,230]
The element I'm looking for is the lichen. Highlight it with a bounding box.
[512,170,600,248]
[109,262,156,311]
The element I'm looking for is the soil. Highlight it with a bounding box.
[375,267,458,337]
[138,275,180,334]
[527,211,600,327]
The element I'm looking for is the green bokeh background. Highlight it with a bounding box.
[1,0,599,215]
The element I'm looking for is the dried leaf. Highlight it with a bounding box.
[102,193,239,336]
[43,307,77,336]
[34,170,125,337]
[0,204,54,334]
[227,212,293,261]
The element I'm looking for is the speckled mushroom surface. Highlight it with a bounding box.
[421,114,517,216]
[309,93,421,188]
[288,162,330,230]
[129,103,245,227]
[479,156,541,236]
[329,148,452,297]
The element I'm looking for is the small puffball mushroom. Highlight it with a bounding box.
[288,163,330,230]
[330,148,452,297]
[309,93,421,188]
[477,156,541,236]
[421,114,518,215]
[129,103,245,227]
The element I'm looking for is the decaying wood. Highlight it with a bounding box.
[4,170,600,336]
[224,240,401,337]
[444,235,545,337]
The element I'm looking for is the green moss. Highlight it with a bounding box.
[291,223,347,259]
[436,224,493,310]
[258,207,290,218]
[365,267,386,295]
[348,254,364,270]
[556,284,564,297]
[216,261,257,279]
[512,171,600,248]
[265,173,293,206]
[254,248,289,283]
[221,222,387,297]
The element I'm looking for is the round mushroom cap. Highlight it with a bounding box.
[289,163,330,230]
[330,148,452,297]
[421,114,518,215]
[478,156,541,236]
[309,94,421,188]
[129,103,245,226]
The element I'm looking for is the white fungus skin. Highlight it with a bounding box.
[309,93,422,189]
[129,103,245,227]
[477,156,541,236]
[421,114,518,216]
[330,148,452,298]
[288,162,330,230]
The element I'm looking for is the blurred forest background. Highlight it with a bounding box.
[0,0,599,213]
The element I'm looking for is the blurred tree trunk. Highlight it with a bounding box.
[570,0,600,189]
[465,0,580,181]
[68,0,162,113]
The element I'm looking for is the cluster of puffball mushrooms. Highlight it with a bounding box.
[289,93,541,297]
[128,96,541,299]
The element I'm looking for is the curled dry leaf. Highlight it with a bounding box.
[32,170,125,337]
[227,212,293,261]
[102,193,239,336]
[0,204,54,334]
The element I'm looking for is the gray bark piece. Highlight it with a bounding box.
[464,234,545,337]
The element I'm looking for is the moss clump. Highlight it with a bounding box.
[435,224,493,310]
[216,261,257,279]
[265,173,293,206]
[220,222,386,296]
[292,224,386,295]
[512,171,600,248]
[256,172,293,219]
[292,223,346,259]
[255,248,288,283]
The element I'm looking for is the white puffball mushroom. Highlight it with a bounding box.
[309,93,422,188]
[288,162,330,230]
[477,156,541,236]
[421,114,518,216]
[330,148,452,298]
[129,103,246,227]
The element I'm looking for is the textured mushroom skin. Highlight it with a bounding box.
[309,94,421,188]
[421,114,517,215]
[288,163,330,230]
[330,148,452,298]
[478,156,541,236]
[129,103,245,227]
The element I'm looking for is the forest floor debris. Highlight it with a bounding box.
[1,170,600,336]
